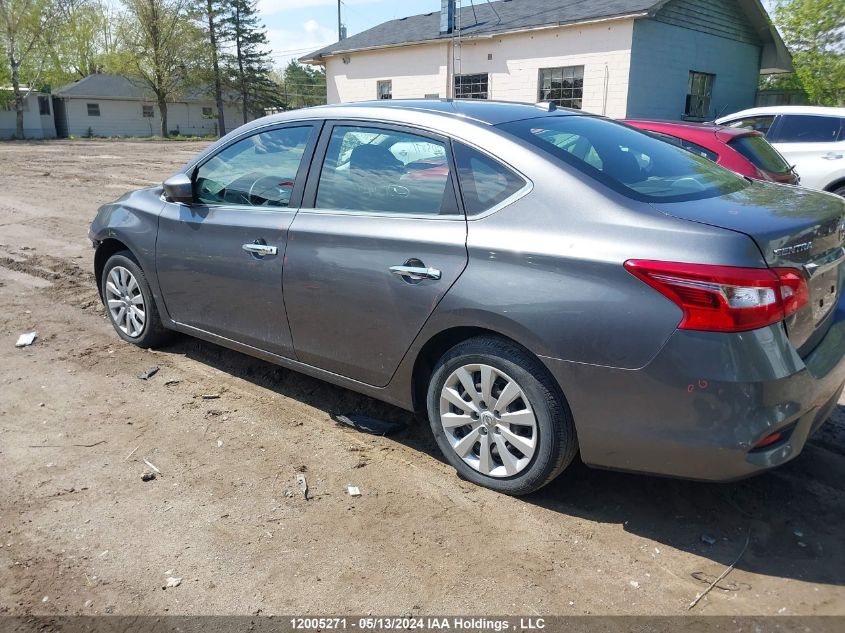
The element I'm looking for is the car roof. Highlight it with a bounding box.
[716,105,845,121]
[257,99,584,128]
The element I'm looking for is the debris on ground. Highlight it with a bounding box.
[347,485,362,497]
[201,393,221,400]
[164,380,181,387]
[137,366,160,381]
[629,580,640,589]
[296,473,308,500]
[689,529,752,610]
[125,446,139,461]
[15,332,38,347]
[141,471,156,482]
[163,576,182,589]
[216,439,223,448]
[700,534,717,545]
[84,600,93,608]
[333,413,406,436]
[142,458,161,474]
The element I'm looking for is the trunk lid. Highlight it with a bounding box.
[653,181,845,355]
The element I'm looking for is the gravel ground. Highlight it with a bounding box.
[0,139,844,617]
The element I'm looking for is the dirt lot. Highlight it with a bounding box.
[0,139,844,617]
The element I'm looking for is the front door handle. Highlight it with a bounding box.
[822,152,844,161]
[243,243,278,256]
[390,265,442,281]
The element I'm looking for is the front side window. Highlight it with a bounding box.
[501,115,746,202]
[142,105,154,118]
[455,74,489,100]
[538,66,584,110]
[773,115,843,143]
[454,143,527,215]
[194,126,313,207]
[377,80,392,100]
[316,125,455,216]
[87,103,100,117]
[723,115,776,136]
[38,96,50,116]
[685,71,715,120]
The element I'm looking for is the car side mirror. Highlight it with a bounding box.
[163,173,194,204]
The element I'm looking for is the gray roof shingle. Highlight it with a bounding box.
[301,0,664,62]
[55,74,216,102]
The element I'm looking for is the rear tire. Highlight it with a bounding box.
[426,336,577,496]
[101,251,173,348]
[831,185,845,198]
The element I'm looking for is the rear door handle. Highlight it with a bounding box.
[822,152,844,161]
[243,243,278,256]
[390,265,442,281]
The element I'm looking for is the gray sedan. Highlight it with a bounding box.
[89,100,845,495]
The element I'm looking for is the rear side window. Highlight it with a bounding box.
[501,116,746,202]
[315,125,457,216]
[728,135,792,174]
[723,116,775,135]
[647,131,718,162]
[453,143,527,215]
[773,115,843,143]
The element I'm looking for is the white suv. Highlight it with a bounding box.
[716,106,845,196]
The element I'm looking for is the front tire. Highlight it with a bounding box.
[426,337,577,495]
[101,251,172,348]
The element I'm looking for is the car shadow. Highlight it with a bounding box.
[164,336,845,588]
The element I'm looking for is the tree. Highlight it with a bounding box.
[46,0,110,85]
[0,0,56,138]
[121,0,202,137]
[222,0,278,123]
[774,0,845,105]
[200,0,226,135]
[280,60,326,110]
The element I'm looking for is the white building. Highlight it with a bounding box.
[302,0,792,122]
[52,74,245,138]
[0,88,57,139]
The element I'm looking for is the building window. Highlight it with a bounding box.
[538,66,584,109]
[142,105,154,118]
[685,71,715,120]
[202,106,213,117]
[87,103,100,117]
[455,73,489,100]
[38,96,50,116]
[377,80,392,100]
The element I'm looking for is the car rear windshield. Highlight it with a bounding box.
[728,135,792,175]
[499,116,747,202]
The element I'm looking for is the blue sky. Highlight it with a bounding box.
[261,0,779,69]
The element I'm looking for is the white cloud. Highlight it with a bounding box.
[304,19,321,34]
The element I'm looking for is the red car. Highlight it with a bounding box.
[623,119,799,185]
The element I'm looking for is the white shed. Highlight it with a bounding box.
[52,74,246,138]
[0,88,57,139]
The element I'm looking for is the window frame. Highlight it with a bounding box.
[186,121,322,211]
[300,119,464,220]
[537,65,584,110]
[38,96,50,116]
[454,73,489,100]
[684,71,715,120]
[86,103,100,117]
[453,141,533,219]
[142,104,154,118]
[377,80,393,100]
[202,106,213,117]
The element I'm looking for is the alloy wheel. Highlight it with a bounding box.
[439,363,538,478]
[105,266,146,338]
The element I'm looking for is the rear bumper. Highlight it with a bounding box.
[541,299,845,481]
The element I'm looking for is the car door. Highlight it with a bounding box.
[283,122,468,387]
[767,114,845,191]
[156,122,320,357]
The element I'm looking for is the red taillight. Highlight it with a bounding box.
[753,431,784,449]
[624,260,810,333]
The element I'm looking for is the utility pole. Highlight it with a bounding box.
[338,0,343,41]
